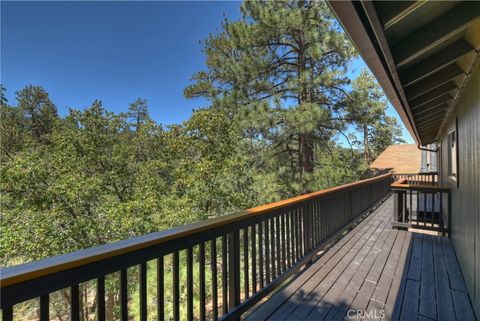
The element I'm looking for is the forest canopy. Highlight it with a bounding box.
[0,0,405,268]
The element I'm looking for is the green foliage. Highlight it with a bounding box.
[348,68,405,163]
[185,0,356,192]
[16,85,58,144]
[128,98,150,131]
[0,3,404,267]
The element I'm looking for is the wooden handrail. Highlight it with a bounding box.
[0,173,392,288]
[391,178,408,185]
[392,172,438,175]
[391,178,450,191]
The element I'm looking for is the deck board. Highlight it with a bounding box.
[246,196,476,321]
[265,202,390,321]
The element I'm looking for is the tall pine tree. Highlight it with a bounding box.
[15,85,58,143]
[185,0,354,191]
[349,69,405,164]
[128,98,149,131]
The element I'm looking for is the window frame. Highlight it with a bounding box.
[447,118,459,187]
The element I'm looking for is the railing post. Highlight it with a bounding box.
[228,231,241,319]
[393,189,403,225]
[448,190,452,237]
[309,202,313,252]
[303,202,310,256]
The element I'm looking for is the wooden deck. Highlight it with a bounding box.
[246,196,476,321]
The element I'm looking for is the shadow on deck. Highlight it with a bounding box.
[246,196,476,321]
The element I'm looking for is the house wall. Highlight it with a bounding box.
[439,63,480,315]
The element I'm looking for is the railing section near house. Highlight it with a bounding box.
[0,174,392,321]
[392,172,438,185]
[391,177,450,234]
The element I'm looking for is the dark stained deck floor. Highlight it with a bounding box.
[246,196,476,321]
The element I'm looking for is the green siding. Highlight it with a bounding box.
[439,63,480,316]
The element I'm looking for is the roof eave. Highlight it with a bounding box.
[327,1,421,145]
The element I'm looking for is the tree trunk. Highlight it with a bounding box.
[299,132,314,174]
[363,124,370,164]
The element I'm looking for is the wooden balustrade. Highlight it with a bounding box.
[0,174,392,321]
[391,178,451,235]
[392,172,438,185]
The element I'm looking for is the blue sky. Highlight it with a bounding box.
[1,1,412,143]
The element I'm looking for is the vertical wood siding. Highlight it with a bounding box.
[439,63,480,316]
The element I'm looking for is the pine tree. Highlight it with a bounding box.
[185,0,354,191]
[0,85,7,107]
[15,85,58,143]
[128,98,149,131]
[349,68,405,164]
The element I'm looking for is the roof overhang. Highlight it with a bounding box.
[328,1,480,145]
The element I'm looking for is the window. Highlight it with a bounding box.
[447,122,458,183]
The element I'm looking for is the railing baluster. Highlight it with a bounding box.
[265,220,270,284]
[157,257,164,321]
[317,201,322,245]
[275,216,281,276]
[270,217,276,279]
[71,284,80,321]
[299,208,303,258]
[222,235,228,315]
[312,202,316,249]
[140,262,147,321]
[319,201,323,244]
[424,191,427,227]
[281,213,286,272]
[409,190,412,224]
[243,227,249,299]
[416,189,419,225]
[97,276,105,321]
[306,204,310,254]
[426,192,429,226]
[309,202,316,246]
[295,208,300,259]
[303,203,309,253]
[292,209,297,262]
[258,222,264,288]
[120,269,128,321]
[210,239,218,321]
[440,192,444,235]
[40,294,49,321]
[291,210,297,263]
[2,306,13,321]
[448,191,452,236]
[187,248,194,321]
[432,192,435,228]
[318,199,327,240]
[251,224,257,294]
[199,243,206,321]
[286,211,291,268]
[313,201,317,247]
[312,202,317,247]
[173,252,180,321]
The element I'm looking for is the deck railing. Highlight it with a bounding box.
[392,172,438,185]
[391,178,451,234]
[0,174,392,321]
